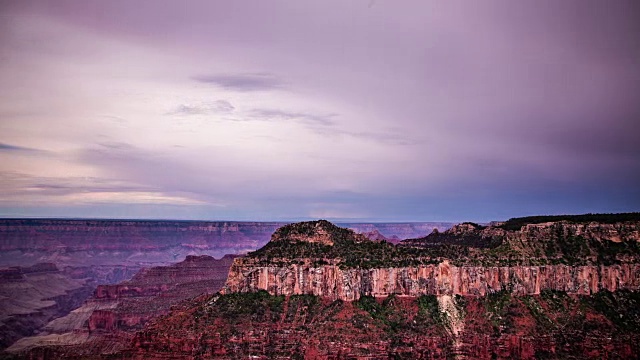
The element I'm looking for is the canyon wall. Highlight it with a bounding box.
[0,263,94,350]
[0,219,285,267]
[0,219,449,268]
[224,259,640,301]
[5,255,236,354]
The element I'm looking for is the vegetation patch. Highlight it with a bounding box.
[248,216,640,268]
[581,290,640,331]
[209,290,284,322]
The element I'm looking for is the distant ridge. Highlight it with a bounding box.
[498,212,640,230]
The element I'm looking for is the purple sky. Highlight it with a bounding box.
[0,0,639,222]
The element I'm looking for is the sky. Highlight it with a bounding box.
[0,0,639,222]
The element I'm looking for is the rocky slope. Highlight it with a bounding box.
[5,254,236,355]
[0,263,94,350]
[112,289,640,359]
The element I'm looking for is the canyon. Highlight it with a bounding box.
[0,263,94,350]
[3,215,640,358]
[0,218,449,352]
[124,216,640,359]
[5,254,236,355]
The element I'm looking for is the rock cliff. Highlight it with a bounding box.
[225,259,640,301]
[225,218,640,301]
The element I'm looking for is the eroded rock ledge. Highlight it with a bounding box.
[224,259,640,301]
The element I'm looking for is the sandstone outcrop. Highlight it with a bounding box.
[225,259,640,301]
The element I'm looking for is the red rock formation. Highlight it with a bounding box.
[224,259,640,301]
[86,255,237,333]
[5,255,238,355]
[226,220,640,301]
[114,290,640,359]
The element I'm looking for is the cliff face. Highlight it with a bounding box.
[0,219,285,267]
[224,259,640,301]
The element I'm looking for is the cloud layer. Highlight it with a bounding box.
[0,0,639,221]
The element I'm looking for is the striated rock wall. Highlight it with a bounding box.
[0,219,285,267]
[224,259,640,301]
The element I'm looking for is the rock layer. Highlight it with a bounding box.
[224,259,640,301]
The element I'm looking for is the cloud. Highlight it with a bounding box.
[249,109,336,127]
[0,171,206,206]
[169,100,235,116]
[1,1,639,221]
[0,143,42,153]
[311,128,418,146]
[192,73,284,91]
